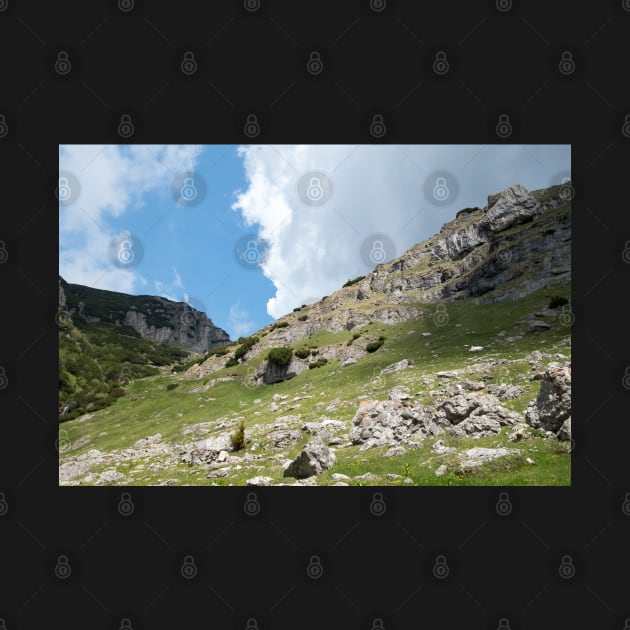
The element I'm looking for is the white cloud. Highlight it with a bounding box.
[232,144,570,319]
[59,144,203,292]
[228,303,256,338]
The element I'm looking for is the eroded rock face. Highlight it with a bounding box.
[525,363,571,433]
[479,184,542,233]
[282,441,336,478]
[254,358,309,385]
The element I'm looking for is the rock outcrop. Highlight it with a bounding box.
[60,276,230,353]
[525,363,571,435]
[283,441,336,478]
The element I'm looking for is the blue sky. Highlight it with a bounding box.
[59,144,570,340]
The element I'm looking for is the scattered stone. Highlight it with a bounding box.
[349,399,443,450]
[462,447,518,464]
[403,477,414,484]
[207,468,229,478]
[217,450,229,462]
[431,439,456,455]
[435,465,448,477]
[283,441,336,478]
[461,380,485,391]
[269,403,279,413]
[386,473,402,481]
[246,476,274,486]
[528,321,552,333]
[341,358,357,368]
[354,472,376,480]
[525,457,535,465]
[384,445,406,457]
[469,345,484,352]
[95,470,124,485]
[389,386,410,401]
[333,482,349,486]
[332,473,351,481]
[381,359,414,374]
[508,423,534,442]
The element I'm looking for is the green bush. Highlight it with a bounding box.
[274,321,289,329]
[456,206,480,219]
[548,295,568,309]
[230,420,245,451]
[309,358,328,369]
[166,383,178,391]
[109,386,126,398]
[293,306,302,312]
[342,275,366,288]
[234,335,259,361]
[294,348,310,359]
[366,340,384,353]
[298,315,308,321]
[378,335,386,341]
[267,347,293,366]
[225,357,239,368]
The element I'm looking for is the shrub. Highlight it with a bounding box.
[456,206,481,219]
[293,306,302,312]
[378,335,386,341]
[166,383,178,391]
[353,332,361,340]
[366,340,384,353]
[109,386,126,398]
[225,357,239,368]
[234,335,259,361]
[309,358,328,369]
[548,295,568,309]
[267,347,293,366]
[298,315,308,321]
[275,321,289,329]
[230,420,245,451]
[213,347,229,356]
[294,348,310,359]
[342,275,366,288]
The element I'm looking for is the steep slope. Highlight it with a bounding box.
[188,182,570,378]
[58,182,571,486]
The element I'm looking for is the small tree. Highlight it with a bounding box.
[267,347,293,366]
[230,420,245,451]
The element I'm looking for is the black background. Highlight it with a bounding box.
[1,0,629,628]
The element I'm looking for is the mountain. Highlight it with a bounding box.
[59,182,571,486]
[58,279,230,421]
[59,278,230,353]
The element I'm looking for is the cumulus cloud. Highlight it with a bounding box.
[59,144,203,292]
[232,144,570,319]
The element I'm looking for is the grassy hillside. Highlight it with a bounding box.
[59,282,571,485]
[59,315,191,422]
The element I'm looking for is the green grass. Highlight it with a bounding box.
[60,281,571,486]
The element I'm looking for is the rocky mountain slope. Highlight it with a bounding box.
[59,182,571,486]
[60,277,230,353]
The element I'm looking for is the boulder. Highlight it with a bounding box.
[479,184,541,233]
[557,417,571,442]
[282,441,336,478]
[525,363,571,433]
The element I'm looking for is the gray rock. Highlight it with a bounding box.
[435,465,448,477]
[389,386,411,401]
[341,358,357,368]
[381,359,414,374]
[479,184,542,234]
[462,447,518,463]
[246,476,274,486]
[332,473,351,481]
[528,321,552,332]
[557,417,571,442]
[525,363,571,433]
[283,441,336,478]
[383,445,406,457]
[431,439,456,455]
